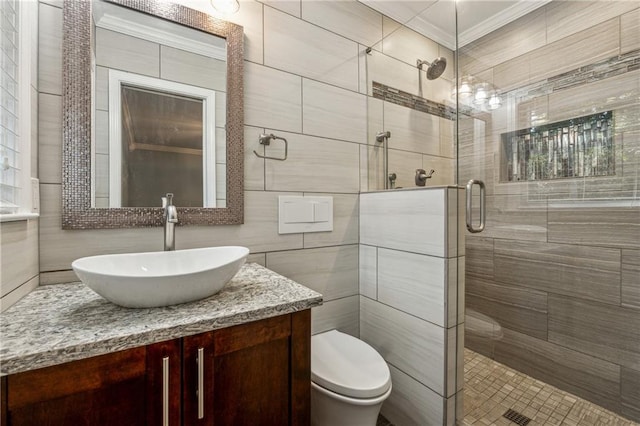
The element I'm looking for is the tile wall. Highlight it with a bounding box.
[359,187,465,425]
[459,1,640,422]
[0,2,40,312]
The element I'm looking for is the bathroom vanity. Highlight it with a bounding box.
[0,263,322,425]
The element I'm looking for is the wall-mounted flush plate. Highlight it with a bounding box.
[278,196,333,234]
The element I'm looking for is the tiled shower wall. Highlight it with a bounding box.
[458,1,640,422]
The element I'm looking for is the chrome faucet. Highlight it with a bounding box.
[162,193,178,251]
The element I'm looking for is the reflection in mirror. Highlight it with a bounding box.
[62,0,244,228]
[92,0,227,208]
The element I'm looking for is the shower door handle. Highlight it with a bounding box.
[466,179,486,233]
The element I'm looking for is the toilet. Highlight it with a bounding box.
[311,330,392,426]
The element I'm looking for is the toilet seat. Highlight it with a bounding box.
[311,330,391,399]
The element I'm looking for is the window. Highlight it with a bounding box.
[0,0,35,219]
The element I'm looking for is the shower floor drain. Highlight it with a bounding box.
[503,408,532,426]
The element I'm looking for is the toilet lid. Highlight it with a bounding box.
[311,330,391,399]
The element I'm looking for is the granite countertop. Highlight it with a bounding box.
[0,263,323,376]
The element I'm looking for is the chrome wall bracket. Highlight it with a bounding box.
[254,133,288,161]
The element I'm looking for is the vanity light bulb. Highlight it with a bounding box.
[458,77,473,99]
[473,83,488,105]
[488,93,502,110]
[211,0,240,15]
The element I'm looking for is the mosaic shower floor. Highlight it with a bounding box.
[378,348,638,426]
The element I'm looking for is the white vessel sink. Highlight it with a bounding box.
[72,246,250,308]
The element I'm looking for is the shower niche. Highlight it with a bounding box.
[500,111,614,182]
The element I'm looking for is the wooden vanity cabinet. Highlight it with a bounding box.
[1,310,311,426]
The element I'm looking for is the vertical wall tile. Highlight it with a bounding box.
[302,79,367,144]
[261,0,300,18]
[360,296,445,394]
[244,62,302,132]
[383,102,440,156]
[38,3,62,94]
[377,248,446,326]
[266,245,358,302]
[264,7,359,91]
[381,24,439,69]
[388,148,422,188]
[38,93,62,184]
[359,245,377,300]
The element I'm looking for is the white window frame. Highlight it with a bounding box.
[0,0,37,222]
[107,70,216,207]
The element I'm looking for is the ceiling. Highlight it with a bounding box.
[358,0,551,50]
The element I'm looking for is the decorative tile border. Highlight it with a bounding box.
[372,81,456,120]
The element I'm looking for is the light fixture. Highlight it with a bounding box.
[488,91,502,110]
[473,82,489,105]
[210,0,240,15]
[458,76,473,99]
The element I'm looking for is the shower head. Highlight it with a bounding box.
[417,57,447,80]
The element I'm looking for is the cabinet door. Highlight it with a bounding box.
[213,314,292,426]
[6,347,147,426]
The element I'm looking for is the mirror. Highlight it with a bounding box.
[62,0,244,228]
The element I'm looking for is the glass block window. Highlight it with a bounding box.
[0,0,21,214]
[500,111,614,182]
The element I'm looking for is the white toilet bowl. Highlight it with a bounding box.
[311,330,392,426]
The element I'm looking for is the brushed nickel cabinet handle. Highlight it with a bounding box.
[162,356,169,426]
[197,347,205,419]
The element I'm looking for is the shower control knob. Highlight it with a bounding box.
[415,169,435,186]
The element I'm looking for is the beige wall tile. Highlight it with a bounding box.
[388,149,422,189]
[38,3,62,94]
[160,46,226,91]
[0,220,39,298]
[366,51,419,96]
[361,188,447,257]
[303,193,359,248]
[377,248,447,326]
[244,62,302,132]
[266,245,358,302]
[264,7,359,91]
[381,364,444,426]
[622,249,640,309]
[264,131,360,193]
[38,93,62,184]
[359,244,377,300]
[360,296,446,394]
[621,8,640,54]
[311,295,359,337]
[1,276,39,313]
[545,1,638,44]
[244,126,266,191]
[382,23,439,69]
[95,28,160,77]
[422,155,454,187]
[302,79,367,144]
[459,7,546,76]
[383,102,440,156]
[261,0,300,18]
[301,0,382,47]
